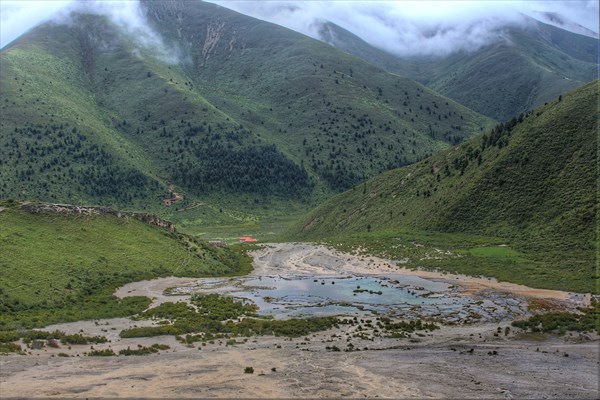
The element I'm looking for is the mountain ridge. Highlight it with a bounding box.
[318,16,598,121]
[0,0,493,225]
[291,81,597,292]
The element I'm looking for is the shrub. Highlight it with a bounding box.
[0,342,22,353]
[512,304,599,334]
[87,349,116,356]
[118,346,158,356]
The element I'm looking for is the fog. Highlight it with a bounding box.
[207,0,599,56]
[0,0,180,63]
[1,0,598,56]
[1,1,74,48]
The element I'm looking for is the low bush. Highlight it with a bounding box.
[0,342,22,353]
[87,349,116,356]
[512,304,599,334]
[120,296,339,339]
[118,344,168,356]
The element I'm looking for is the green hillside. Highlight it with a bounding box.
[292,82,598,293]
[319,18,598,121]
[0,1,492,227]
[0,201,251,330]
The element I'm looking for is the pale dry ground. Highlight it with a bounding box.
[1,243,597,398]
[2,324,598,399]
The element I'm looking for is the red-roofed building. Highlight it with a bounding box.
[239,236,258,243]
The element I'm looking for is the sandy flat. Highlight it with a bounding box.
[2,325,598,399]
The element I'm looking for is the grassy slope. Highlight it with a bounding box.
[425,23,598,122]
[0,1,493,228]
[319,19,598,122]
[291,82,598,293]
[0,24,166,209]
[0,202,252,330]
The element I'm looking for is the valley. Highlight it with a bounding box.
[1,243,597,398]
[0,0,598,398]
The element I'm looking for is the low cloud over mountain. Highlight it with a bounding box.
[2,1,598,55]
[208,0,598,56]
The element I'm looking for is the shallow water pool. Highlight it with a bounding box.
[176,273,485,320]
[245,275,450,313]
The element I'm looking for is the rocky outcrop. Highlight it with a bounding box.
[21,203,176,233]
[202,20,225,64]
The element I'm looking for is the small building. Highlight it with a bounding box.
[239,236,258,243]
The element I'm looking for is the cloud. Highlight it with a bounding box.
[2,0,597,57]
[71,1,181,63]
[207,0,598,56]
[1,1,74,48]
[521,0,599,34]
[1,0,180,63]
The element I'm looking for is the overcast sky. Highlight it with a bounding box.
[1,0,598,54]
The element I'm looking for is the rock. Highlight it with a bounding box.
[21,203,175,232]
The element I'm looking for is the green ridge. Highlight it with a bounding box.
[0,1,493,227]
[0,201,252,330]
[319,18,598,121]
[291,82,598,293]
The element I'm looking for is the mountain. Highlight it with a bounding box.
[318,17,598,122]
[0,0,492,224]
[292,81,597,292]
[530,11,598,38]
